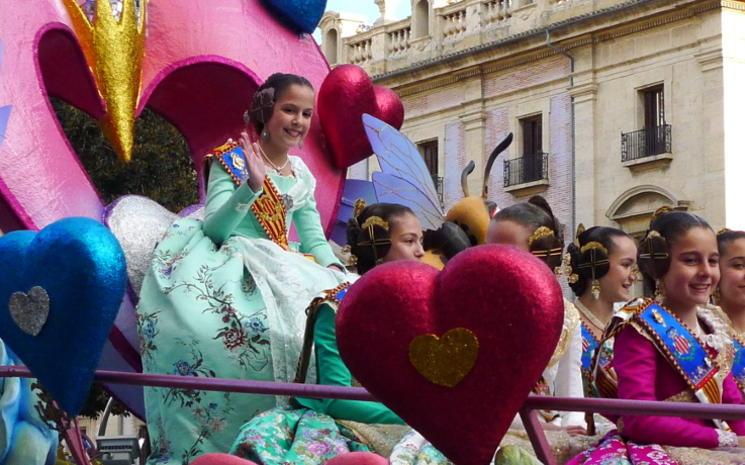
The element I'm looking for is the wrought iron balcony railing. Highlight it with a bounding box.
[503,152,548,188]
[621,124,672,162]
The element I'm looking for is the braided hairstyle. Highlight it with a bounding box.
[246,73,313,135]
[566,226,631,297]
[493,195,564,269]
[347,203,416,274]
[638,209,713,294]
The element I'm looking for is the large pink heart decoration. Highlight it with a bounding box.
[318,64,405,169]
[336,245,565,465]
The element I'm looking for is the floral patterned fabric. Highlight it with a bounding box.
[228,407,369,465]
[137,157,347,465]
[566,431,679,465]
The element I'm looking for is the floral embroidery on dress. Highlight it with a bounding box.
[136,310,161,362]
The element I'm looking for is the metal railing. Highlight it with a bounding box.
[621,124,672,162]
[4,366,745,465]
[503,152,548,187]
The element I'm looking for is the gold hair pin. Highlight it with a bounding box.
[528,226,555,247]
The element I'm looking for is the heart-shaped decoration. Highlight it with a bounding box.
[318,65,405,169]
[336,245,564,465]
[0,217,127,416]
[259,0,327,34]
[409,327,479,388]
[9,286,50,336]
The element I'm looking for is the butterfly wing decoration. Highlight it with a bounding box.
[362,114,445,231]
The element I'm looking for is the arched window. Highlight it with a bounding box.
[324,28,338,64]
[413,0,429,38]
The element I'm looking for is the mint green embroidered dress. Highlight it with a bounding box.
[228,296,404,465]
[136,146,346,465]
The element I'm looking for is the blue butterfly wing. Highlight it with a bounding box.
[362,114,444,228]
[372,172,444,231]
[332,179,379,245]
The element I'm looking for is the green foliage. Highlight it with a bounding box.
[51,98,198,212]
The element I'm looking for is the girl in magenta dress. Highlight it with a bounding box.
[715,229,745,398]
[569,210,745,465]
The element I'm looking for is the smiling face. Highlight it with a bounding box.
[382,212,425,263]
[661,227,720,312]
[719,237,745,310]
[597,235,638,302]
[263,83,314,152]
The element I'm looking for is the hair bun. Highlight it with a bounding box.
[565,242,584,295]
[638,230,670,280]
[528,195,563,242]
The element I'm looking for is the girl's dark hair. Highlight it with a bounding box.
[638,210,713,289]
[423,221,471,260]
[566,226,631,297]
[248,73,313,134]
[717,229,745,256]
[347,203,416,274]
[493,196,564,268]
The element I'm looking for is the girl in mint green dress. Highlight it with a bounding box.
[136,73,348,465]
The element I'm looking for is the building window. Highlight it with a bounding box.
[413,0,429,38]
[622,85,671,162]
[643,85,665,130]
[324,29,338,65]
[417,139,442,204]
[503,115,548,187]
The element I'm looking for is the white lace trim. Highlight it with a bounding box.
[717,429,738,447]
[697,305,733,353]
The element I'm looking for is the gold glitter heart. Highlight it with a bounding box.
[9,286,50,336]
[408,327,479,388]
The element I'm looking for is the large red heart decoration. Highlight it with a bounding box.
[318,64,404,169]
[336,245,564,465]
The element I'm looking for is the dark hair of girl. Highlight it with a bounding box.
[493,195,564,269]
[347,203,416,274]
[247,73,313,134]
[717,229,745,256]
[566,226,631,297]
[637,209,713,290]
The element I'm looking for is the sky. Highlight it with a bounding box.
[313,0,412,41]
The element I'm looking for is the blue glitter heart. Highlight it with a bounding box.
[0,218,127,416]
[259,0,327,34]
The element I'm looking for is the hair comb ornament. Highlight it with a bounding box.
[528,226,564,267]
[717,227,732,236]
[574,223,586,247]
[528,226,555,248]
[357,216,392,264]
[651,205,674,222]
[249,87,276,124]
[577,241,609,300]
[353,198,367,220]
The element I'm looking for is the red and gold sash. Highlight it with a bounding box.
[251,177,288,249]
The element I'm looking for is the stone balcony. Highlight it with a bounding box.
[320,0,639,78]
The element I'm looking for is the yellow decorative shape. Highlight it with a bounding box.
[62,0,147,162]
[409,327,479,388]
